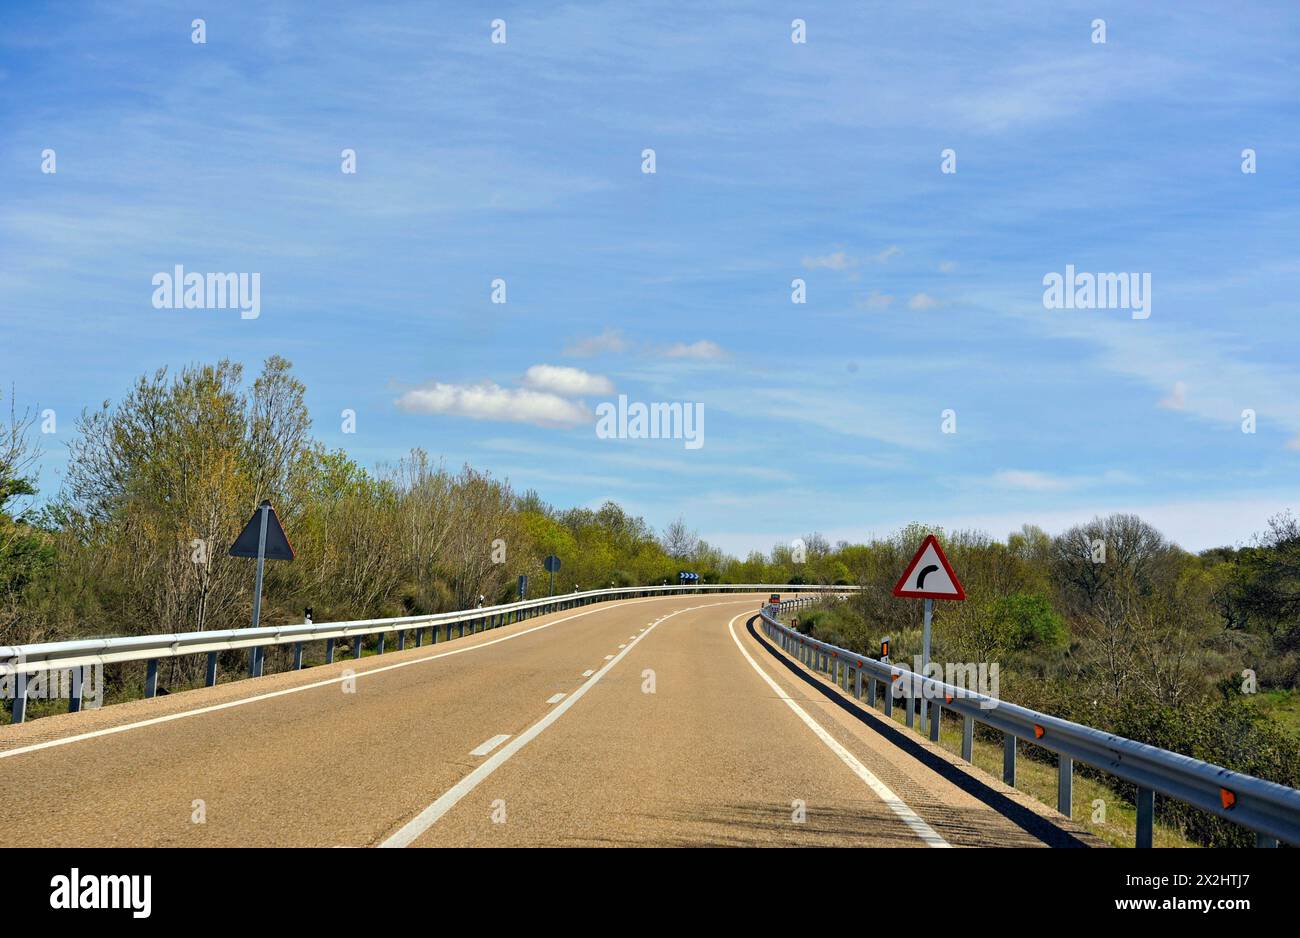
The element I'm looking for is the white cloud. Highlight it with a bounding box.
[802,251,856,271]
[1159,381,1188,411]
[908,292,939,310]
[993,468,1140,493]
[664,340,727,360]
[860,291,894,310]
[564,328,628,357]
[521,364,615,396]
[994,470,1073,492]
[802,246,901,272]
[395,381,590,427]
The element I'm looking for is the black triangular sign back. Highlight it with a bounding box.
[229,502,295,561]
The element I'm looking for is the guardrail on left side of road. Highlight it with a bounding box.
[0,584,855,724]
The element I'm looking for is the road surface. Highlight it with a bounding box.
[0,593,1096,847]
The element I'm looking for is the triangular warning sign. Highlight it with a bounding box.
[892,534,964,600]
[229,501,295,561]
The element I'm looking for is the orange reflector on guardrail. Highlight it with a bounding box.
[1220,788,1237,810]
[945,694,953,704]
[1033,724,1045,739]
[892,674,901,682]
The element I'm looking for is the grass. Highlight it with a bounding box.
[1244,688,1300,740]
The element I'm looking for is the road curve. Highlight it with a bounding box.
[0,593,1097,847]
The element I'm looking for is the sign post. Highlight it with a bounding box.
[229,500,295,678]
[518,574,528,601]
[892,533,964,734]
[543,555,561,596]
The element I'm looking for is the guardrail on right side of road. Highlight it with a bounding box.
[763,598,1300,848]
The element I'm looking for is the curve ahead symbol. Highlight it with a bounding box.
[915,564,940,588]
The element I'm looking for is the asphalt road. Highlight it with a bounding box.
[0,593,1096,847]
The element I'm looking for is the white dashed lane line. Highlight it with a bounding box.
[546,693,566,705]
[469,734,511,757]
[379,599,754,848]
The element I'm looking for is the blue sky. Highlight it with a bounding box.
[2,1,1299,555]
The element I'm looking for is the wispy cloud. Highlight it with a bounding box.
[664,340,727,360]
[564,329,628,357]
[802,251,856,271]
[1159,381,1188,411]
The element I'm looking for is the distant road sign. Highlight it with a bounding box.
[892,534,964,600]
[229,501,295,561]
[543,555,561,573]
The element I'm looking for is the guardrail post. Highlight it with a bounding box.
[415,628,423,648]
[67,667,82,713]
[928,701,941,741]
[883,682,893,717]
[145,659,159,698]
[293,642,304,670]
[11,676,27,723]
[854,668,862,700]
[1135,787,1154,848]
[397,631,406,651]
[868,676,877,708]
[1256,832,1279,848]
[325,638,335,663]
[255,647,266,677]
[961,714,974,761]
[377,632,385,655]
[353,637,363,659]
[905,689,915,728]
[1003,734,1016,785]
[205,651,218,686]
[1057,756,1073,818]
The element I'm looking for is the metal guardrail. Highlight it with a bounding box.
[0,584,852,724]
[762,598,1300,848]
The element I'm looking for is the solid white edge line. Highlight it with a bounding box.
[581,670,594,677]
[378,598,756,848]
[726,611,951,848]
[470,734,512,756]
[0,594,707,761]
[546,693,566,704]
